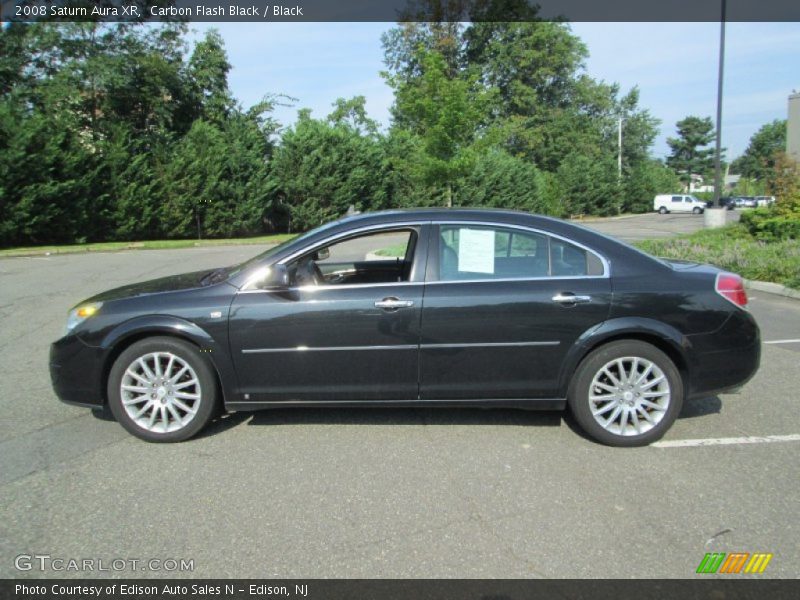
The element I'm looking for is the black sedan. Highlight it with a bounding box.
[50,209,760,446]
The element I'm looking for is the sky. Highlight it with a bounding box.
[190,21,799,160]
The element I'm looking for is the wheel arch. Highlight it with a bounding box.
[559,318,692,399]
[99,316,235,408]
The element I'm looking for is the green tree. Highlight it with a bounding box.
[459,149,555,214]
[0,22,30,96]
[0,99,101,245]
[328,96,379,136]
[547,152,622,217]
[270,109,388,231]
[382,10,661,215]
[623,160,681,213]
[384,48,491,206]
[616,88,660,174]
[160,104,278,240]
[188,29,235,126]
[666,116,718,189]
[381,16,464,82]
[730,119,787,181]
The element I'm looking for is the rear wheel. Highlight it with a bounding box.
[568,340,683,447]
[107,337,219,442]
[658,207,668,214]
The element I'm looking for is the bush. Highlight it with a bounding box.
[547,152,622,217]
[622,160,681,213]
[458,149,557,215]
[740,207,800,241]
[750,217,800,241]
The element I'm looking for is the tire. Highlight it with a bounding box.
[658,207,668,214]
[567,340,683,447]
[693,207,703,214]
[107,336,219,442]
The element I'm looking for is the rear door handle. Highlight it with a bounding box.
[552,293,592,305]
[375,297,415,310]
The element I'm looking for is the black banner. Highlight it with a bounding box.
[4,579,800,600]
[2,0,800,23]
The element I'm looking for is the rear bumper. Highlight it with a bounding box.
[686,310,761,399]
[49,334,105,408]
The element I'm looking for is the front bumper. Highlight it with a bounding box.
[49,334,105,408]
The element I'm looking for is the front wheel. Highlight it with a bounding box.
[107,336,219,442]
[568,340,683,447]
[693,207,703,214]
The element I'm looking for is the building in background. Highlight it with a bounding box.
[788,92,800,162]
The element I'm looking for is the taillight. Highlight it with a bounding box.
[716,272,748,308]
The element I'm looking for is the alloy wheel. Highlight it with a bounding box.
[588,356,670,437]
[120,352,202,433]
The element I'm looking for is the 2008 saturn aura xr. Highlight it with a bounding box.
[50,209,760,446]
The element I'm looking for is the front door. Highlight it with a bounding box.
[419,223,611,400]
[228,225,428,402]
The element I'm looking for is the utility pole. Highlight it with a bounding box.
[712,0,726,208]
[617,118,624,181]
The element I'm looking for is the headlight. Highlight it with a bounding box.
[65,302,103,334]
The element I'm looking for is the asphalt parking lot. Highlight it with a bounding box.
[1,212,798,579]
[584,210,741,241]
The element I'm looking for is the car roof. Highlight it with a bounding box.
[338,207,529,221]
[329,207,583,230]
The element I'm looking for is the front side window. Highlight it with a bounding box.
[438,225,604,281]
[288,228,416,287]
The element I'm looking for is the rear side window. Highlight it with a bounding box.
[438,226,605,281]
[671,196,682,203]
[550,238,605,277]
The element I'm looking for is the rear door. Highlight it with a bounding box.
[419,223,612,400]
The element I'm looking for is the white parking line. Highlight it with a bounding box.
[763,339,800,345]
[653,434,800,448]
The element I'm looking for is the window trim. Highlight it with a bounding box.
[429,221,610,284]
[240,222,428,292]
[239,219,610,293]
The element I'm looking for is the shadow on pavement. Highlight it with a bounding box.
[100,397,721,442]
[680,395,722,419]
[197,407,563,437]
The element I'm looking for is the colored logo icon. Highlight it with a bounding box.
[696,552,773,574]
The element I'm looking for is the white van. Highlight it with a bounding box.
[654,194,707,214]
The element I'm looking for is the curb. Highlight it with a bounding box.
[572,213,642,223]
[0,240,284,260]
[0,244,148,259]
[745,280,800,301]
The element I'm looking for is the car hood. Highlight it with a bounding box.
[87,269,223,303]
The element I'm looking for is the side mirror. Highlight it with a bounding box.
[313,247,330,261]
[245,264,290,291]
[261,264,290,290]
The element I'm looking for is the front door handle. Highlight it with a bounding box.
[374,297,415,310]
[552,293,592,305]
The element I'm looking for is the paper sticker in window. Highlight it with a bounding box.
[458,228,495,274]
